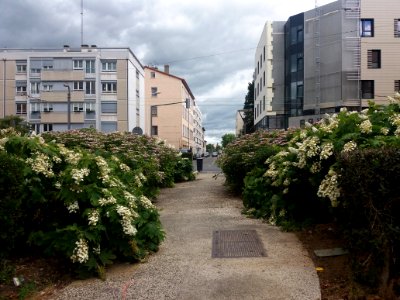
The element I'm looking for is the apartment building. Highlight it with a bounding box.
[254,0,400,129]
[0,46,144,133]
[144,66,205,155]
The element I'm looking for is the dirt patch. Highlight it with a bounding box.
[0,257,72,300]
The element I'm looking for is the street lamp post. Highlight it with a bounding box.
[64,84,71,130]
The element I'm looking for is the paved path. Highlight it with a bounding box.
[54,173,320,300]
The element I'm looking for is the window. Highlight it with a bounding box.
[73,60,83,69]
[260,54,262,69]
[263,71,265,87]
[136,69,140,79]
[30,68,41,74]
[368,50,381,68]
[43,124,53,132]
[16,64,27,73]
[150,72,156,78]
[394,19,400,37]
[395,80,400,92]
[263,46,265,61]
[73,81,84,90]
[361,80,374,99]
[151,105,157,116]
[263,97,265,111]
[31,82,40,94]
[85,102,96,113]
[151,126,158,136]
[151,87,158,97]
[73,103,84,112]
[101,82,117,93]
[297,57,304,71]
[16,103,27,114]
[360,19,374,37]
[101,61,116,72]
[101,122,117,132]
[16,85,27,95]
[85,60,95,73]
[31,103,40,113]
[42,84,53,91]
[101,102,117,113]
[85,81,96,94]
[43,103,53,112]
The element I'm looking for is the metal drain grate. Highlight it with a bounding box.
[212,230,266,258]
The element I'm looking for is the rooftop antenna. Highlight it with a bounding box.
[81,0,84,45]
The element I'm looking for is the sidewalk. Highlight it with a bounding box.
[54,173,321,300]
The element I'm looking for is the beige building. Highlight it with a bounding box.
[144,66,204,155]
[0,46,144,133]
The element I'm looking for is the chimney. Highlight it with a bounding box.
[63,45,70,52]
[164,64,170,74]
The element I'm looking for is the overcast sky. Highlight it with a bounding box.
[0,0,333,144]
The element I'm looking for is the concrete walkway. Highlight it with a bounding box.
[54,173,321,300]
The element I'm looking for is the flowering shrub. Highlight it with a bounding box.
[219,94,400,222]
[219,94,400,294]
[0,129,194,278]
[217,130,291,194]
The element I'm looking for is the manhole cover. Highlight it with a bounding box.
[212,230,266,258]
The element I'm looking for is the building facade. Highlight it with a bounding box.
[254,0,400,129]
[0,46,144,133]
[144,66,205,155]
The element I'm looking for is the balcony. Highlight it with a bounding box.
[41,70,85,81]
[41,90,85,102]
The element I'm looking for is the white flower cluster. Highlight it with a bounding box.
[95,156,111,183]
[310,161,321,174]
[317,170,341,207]
[26,152,54,177]
[116,205,138,236]
[319,142,334,160]
[124,191,137,209]
[390,113,400,132]
[320,114,339,133]
[139,195,156,209]
[380,127,390,135]
[359,119,372,134]
[93,245,101,255]
[55,181,62,189]
[134,175,143,187]
[0,137,8,151]
[67,201,79,213]
[342,141,357,153]
[98,195,117,206]
[71,168,90,184]
[298,136,320,158]
[70,238,89,263]
[119,163,130,172]
[264,162,279,180]
[387,93,400,104]
[59,145,82,165]
[88,209,100,226]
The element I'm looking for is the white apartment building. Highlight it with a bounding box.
[0,45,145,133]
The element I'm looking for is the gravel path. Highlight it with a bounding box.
[53,172,321,300]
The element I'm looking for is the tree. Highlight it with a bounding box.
[221,133,236,148]
[243,81,255,134]
[0,115,30,135]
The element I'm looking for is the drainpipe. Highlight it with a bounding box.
[2,58,6,118]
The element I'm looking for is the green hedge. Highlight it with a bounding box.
[0,128,194,278]
[337,148,400,296]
